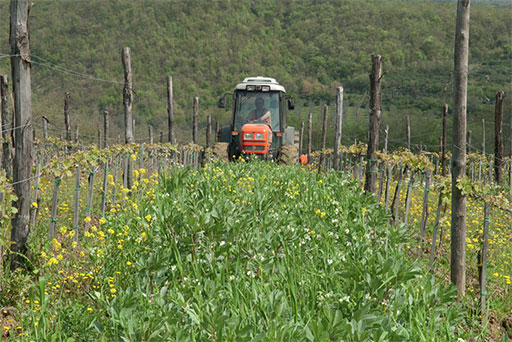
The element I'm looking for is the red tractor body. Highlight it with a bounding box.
[240,124,273,155]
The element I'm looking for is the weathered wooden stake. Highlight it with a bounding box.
[100,160,109,217]
[481,118,485,155]
[167,76,175,144]
[42,116,48,140]
[384,125,389,154]
[85,169,95,231]
[160,131,164,144]
[333,86,343,170]
[29,160,41,229]
[103,110,109,149]
[64,92,71,141]
[97,129,101,148]
[193,96,199,145]
[467,130,472,154]
[48,178,61,239]
[0,75,12,179]
[74,124,79,143]
[391,168,405,222]
[418,169,431,253]
[478,201,491,318]
[206,114,212,148]
[406,115,411,151]
[384,165,393,211]
[451,0,470,297]
[494,90,505,184]
[429,191,444,269]
[10,0,34,269]
[318,104,328,171]
[122,47,134,190]
[148,125,153,144]
[72,166,80,243]
[365,55,382,194]
[307,112,312,162]
[404,172,415,224]
[441,104,448,177]
[298,121,304,156]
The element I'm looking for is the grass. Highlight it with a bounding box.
[1,160,472,341]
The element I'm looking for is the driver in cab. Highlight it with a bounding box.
[248,97,271,126]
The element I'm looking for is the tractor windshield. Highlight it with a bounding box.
[234,91,280,132]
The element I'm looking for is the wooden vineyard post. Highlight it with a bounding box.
[467,130,472,154]
[333,86,343,170]
[451,0,470,297]
[429,191,445,269]
[299,121,304,157]
[167,76,175,144]
[148,125,153,144]
[406,115,411,151]
[42,116,48,140]
[97,129,101,148]
[1,75,13,179]
[418,169,431,254]
[74,124,79,144]
[64,92,71,141]
[404,171,416,224]
[365,55,382,194]
[478,201,491,319]
[49,178,61,239]
[122,47,134,190]
[100,160,109,217]
[441,104,448,177]
[391,168,405,222]
[307,112,312,162]
[494,90,504,184]
[160,131,164,144]
[72,166,80,243]
[193,97,199,145]
[215,122,220,143]
[85,169,95,232]
[206,114,212,148]
[481,119,485,155]
[10,0,34,269]
[103,110,109,149]
[318,104,328,171]
[384,165,393,211]
[30,161,41,229]
[111,155,119,206]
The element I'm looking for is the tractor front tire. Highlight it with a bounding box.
[211,142,230,162]
[279,145,298,165]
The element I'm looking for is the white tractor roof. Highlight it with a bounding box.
[235,76,286,93]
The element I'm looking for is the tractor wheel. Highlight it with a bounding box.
[279,145,298,165]
[211,142,229,162]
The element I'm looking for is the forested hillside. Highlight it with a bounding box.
[0,0,510,149]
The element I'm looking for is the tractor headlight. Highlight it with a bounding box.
[254,133,264,140]
[243,133,253,140]
[246,85,255,91]
[261,86,270,92]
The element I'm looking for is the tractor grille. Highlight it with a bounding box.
[243,145,265,152]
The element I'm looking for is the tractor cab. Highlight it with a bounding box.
[217,77,297,162]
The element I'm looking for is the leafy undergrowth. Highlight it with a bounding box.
[13,161,466,341]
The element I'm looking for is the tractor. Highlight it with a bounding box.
[213,76,299,163]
